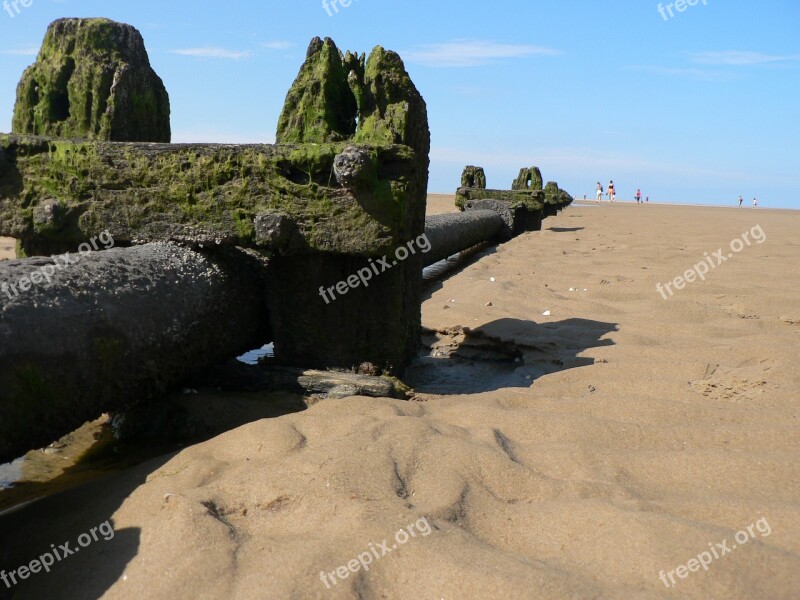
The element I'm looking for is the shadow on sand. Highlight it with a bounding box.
[405,317,617,395]
[547,226,585,233]
[0,390,306,600]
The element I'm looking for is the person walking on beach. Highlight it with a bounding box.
[636,189,642,204]
[753,197,758,208]
[608,180,616,202]
[596,182,603,202]
[738,195,743,207]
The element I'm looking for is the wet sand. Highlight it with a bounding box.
[1,199,799,599]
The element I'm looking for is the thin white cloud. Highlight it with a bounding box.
[404,40,560,67]
[262,41,293,50]
[430,145,758,184]
[627,65,734,82]
[690,50,800,66]
[1,46,39,56]
[171,47,252,60]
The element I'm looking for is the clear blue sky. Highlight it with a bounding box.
[1,0,798,207]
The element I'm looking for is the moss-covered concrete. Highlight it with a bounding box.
[2,31,432,385]
[277,38,430,191]
[271,38,430,372]
[0,134,420,256]
[512,167,543,191]
[276,38,357,144]
[455,187,545,212]
[460,166,487,189]
[544,181,573,207]
[12,18,170,143]
[354,47,430,166]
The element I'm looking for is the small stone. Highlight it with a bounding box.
[485,301,493,307]
[443,305,450,309]
[489,277,496,282]
[357,362,379,376]
[542,310,551,316]
[333,146,374,188]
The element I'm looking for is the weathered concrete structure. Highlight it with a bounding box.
[12,18,170,143]
[423,211,505,266]
[455,166,573,232]
[0,244,269,462]
[0,135,420,257]
[1,32,429,374]
[0,25,431,461]
[460,165,487,189]
[512,166,543,191]
[0,22,576,463]
[544,181,573,216]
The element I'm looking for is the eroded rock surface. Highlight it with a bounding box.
[12,18,170,142]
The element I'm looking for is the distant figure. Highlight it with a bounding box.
[646,196,649,203]
[596,182,603,202]
[608,180,616,202]
[636,189,642,204]
[753,197,758,208]
[738,195,743,207]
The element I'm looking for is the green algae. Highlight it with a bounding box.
[0,135,417,256]
[12,18,170,142]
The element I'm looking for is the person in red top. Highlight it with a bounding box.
[636,189,642,204]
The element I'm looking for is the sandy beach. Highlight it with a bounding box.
[1,198,799,599]
[0,238,13,261]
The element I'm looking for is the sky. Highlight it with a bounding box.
[1,0,798,207]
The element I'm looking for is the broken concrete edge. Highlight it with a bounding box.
[455,183,573,235]
[512,167,543,191]
[460,165,487,189]
[0,133,423,258]
[455,187,544,212]
[277,37,430,168]
[12,18,170,143]
[199,362,412,400]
